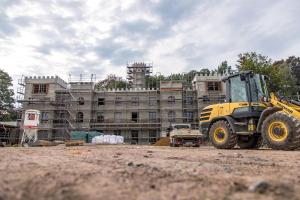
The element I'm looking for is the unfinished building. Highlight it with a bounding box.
[18,63,226,144]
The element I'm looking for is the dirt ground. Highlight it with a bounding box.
[0,145,300,200]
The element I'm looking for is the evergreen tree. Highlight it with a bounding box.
[0,69,15,121]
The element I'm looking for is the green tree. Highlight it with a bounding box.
[237,52,296,95]
[199,68,211,75]
[0,69,15,121]
[272,59,297,95]
[145,75,164,88]
[237,52,275,91]
[185,70,198,85]
[217,61,232,75]
[236,52,272,74]
[95,74,128,89]
[286,56,300,89]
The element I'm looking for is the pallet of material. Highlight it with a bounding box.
[65,140,84,147]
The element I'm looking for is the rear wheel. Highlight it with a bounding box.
[237,135,263,149]
[262,112,300,150]
[209,120,237,149]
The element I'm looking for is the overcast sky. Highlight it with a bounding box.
[1,0,300,85]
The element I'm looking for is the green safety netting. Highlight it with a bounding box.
[71,131,103,143]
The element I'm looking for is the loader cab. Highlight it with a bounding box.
[223,71,268,118]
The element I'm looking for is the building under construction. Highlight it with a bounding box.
[18,63,226,144]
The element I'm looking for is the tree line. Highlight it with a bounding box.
[96,52,300,95]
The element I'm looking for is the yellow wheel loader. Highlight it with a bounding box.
[200,71,300,150]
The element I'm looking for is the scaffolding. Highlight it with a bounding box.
[91,89,161,144]
[16,70,225,145]
[16,75,83,142]
[68,74,96,83]
[127,62,153,88]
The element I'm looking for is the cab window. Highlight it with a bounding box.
[230,76,247,102]
[249,74,266,102]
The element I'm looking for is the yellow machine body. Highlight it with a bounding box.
[199,71,300,150]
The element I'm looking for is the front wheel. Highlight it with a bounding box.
[209,120,237,149]
[261,112,300,150]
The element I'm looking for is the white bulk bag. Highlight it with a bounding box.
[110,135,117,144]
[116,136,124,144]
[103,135,109,143]
[98,135,104,144]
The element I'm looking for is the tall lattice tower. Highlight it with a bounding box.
[127,62,153,89]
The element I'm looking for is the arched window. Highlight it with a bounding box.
[76,112,84,123]
[168,111,175,122]
[78,97,84,105]
[168,96,175,105]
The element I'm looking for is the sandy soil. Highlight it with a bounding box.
[0,145,300,200]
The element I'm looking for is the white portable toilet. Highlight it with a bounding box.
[21,110,41,145]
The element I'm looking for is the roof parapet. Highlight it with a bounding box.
[25,75,67,88]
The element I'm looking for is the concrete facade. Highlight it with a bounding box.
[192,74,226,112]
[21,76,67,140]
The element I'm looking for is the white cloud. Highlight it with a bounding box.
[0,0,300,93]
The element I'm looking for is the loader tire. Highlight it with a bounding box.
[262,112,300,150]
[209,120,237,149]
[237,135,263,149]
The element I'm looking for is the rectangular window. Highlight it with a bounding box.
[98,98,105,106]
[184,111,194,122]
[207,82,220,91]
[17,112,22,120]
[41,112,49,121]
[168,96,175,105]
[131,130,139,144]
[32,84,48,94]
[115,97,122,106]
[132,97,139,106]
[186,97,193,105]
[114,112,121,122]
[149,130,157,144]
[131,112,139,123]
[149,112,156,123]
[149,96,157,106]
[230,76,247,102]
[96,112,104,123]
